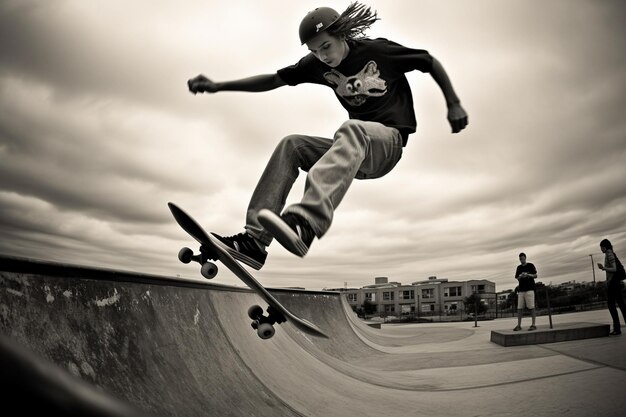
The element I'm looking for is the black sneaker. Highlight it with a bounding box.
[211,232,267,270]
[257,209,315,257]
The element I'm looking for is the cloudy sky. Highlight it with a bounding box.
[1,0,625,291]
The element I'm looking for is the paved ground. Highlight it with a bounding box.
[2,256,626,416]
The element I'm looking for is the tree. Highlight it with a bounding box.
[361,300,377,315]
[499,291,518,311]
[464,293,487,315]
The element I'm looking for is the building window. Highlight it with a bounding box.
[383,291,395,301]
[445,302,459,313]
[471,285,486,294]
[384,304,395,313]
[400,290,414,300]
[421,304,434,312]
[421,288,434,299]
[444,287,462,297]
[400,305,415,314]
[365,292,376,302]
[347,293,357,303]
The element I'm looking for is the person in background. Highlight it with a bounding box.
[513,252,538,331]
[598,238,626,335]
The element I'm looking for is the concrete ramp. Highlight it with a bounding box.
[1,256,308,416]
[2,255,626,417]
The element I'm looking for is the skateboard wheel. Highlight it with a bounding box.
[201,262,218,279]
[178,247,194,264]
[257,323,275,340]
[248,305,264,320]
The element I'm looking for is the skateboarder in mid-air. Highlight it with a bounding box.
[187,3,468,270]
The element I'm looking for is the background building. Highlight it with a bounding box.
[333,276,496,320]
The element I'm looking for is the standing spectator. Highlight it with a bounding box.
[598,238,626,335]
[513,253,538,331]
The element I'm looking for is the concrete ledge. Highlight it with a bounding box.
[491,322,610,347]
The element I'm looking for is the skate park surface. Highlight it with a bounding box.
[2,255,626,417]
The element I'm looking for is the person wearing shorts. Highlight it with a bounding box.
[517,289,535,310]
[513,252,538,331]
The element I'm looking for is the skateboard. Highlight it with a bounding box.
[168,202,328,340]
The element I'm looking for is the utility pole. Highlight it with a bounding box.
[589,254,596,284]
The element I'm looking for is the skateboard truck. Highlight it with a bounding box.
[248,305,286,340]
[177,245,219,279]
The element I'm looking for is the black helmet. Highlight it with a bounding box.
[298,7,339,45]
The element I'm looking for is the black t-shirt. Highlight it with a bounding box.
[277,38,433,145]
[515,263,537,292]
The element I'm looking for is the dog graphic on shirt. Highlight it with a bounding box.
[324,61,388,106]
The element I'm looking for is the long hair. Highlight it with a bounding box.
[328,2,379,40]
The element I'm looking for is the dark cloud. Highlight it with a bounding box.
[1,1,625,291]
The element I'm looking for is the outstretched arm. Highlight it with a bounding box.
[188,73,287,94]
[429,57,468,134]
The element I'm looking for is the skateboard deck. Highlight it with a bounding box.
[168,202,328,340]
